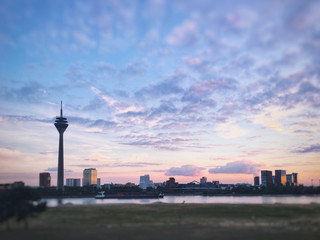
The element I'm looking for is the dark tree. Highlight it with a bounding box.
[0,187,46,230]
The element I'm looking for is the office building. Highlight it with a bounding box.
[39,172,51,188]
[66,178,81,187]
[139,174,155,189]
[286,174,293,186]
[275,170,286,186]
[292,173,298,186]
[54,101,69,190]
[254,176,260,186]
[83,168,97,186]
[272,175,275,185]
[261,170,273,187]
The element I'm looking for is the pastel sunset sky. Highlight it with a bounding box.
[1,0,319,186]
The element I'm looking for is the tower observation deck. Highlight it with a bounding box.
[54,101,68,190]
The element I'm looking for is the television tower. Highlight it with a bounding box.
[54,101,68,190]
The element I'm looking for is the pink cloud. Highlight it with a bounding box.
[166,165,205,176]
[209,161,264,175]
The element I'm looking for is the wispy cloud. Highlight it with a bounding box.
[0,114,117,132]
[44,167,73,172]
[0,82,47,103]
[166,20,199,46]
[293,144,320,153]
[181,78,238,104]
[120,59,149,77]
[216,122,247,139]
[135,79,184,100]
[69,161,161,169]
[120,133,199,151]
[39,151,57,155]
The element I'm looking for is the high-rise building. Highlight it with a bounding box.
[66,178,81,187]
[254,176,260,186]
[83,168,97,186]
[139,175,148,189]
[39,172,51,188]
[286,174,293,186]
[275,170,286,186]
[292,173,298,186]
[139,174,155,189]
[97,178,101,188]
[261,170,273,187]
[54,101,68,190]
[200,177,207,185]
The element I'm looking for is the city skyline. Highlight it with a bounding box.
[1,1,320,186]
[39,168,300,188]
[35,168,300,189]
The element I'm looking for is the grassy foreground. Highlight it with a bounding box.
[1,203,320,240]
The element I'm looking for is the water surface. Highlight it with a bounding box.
[44,195,320,207]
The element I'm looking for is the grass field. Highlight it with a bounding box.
[1,203,320,240]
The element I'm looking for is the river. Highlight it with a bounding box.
[44,195,320,207]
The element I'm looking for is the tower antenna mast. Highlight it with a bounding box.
[60,101,63,117]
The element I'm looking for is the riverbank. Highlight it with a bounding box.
[33,185,320,199]
[1,203,319,240]
[40,193,320,199]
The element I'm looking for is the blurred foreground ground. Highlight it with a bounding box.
[1,203,320,240]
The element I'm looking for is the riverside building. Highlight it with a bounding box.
[292,173,298,186]
[82,168,98,186]
[200,177,207,185]
[275,170,286,186]
[39,172,51,188]
[286,174,293,186]
[66,178,81,187]
[254,176,260,186]
[261,170,273,187]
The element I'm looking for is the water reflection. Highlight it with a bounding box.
[45,195,320,207]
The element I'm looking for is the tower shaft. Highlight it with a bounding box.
[57,133,64,190]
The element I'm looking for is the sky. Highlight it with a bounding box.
[1,0,320,187]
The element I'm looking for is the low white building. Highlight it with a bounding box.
[66,178,81,187]
[139,174,155,190]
